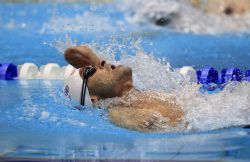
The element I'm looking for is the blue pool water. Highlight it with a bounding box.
[0,1,250,161]
[0,80,250,161]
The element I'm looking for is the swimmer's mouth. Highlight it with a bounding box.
[124,67,132,76]
[116,65,132,77]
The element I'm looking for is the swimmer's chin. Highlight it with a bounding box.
[120,81,134,96]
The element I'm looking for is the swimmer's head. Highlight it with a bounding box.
[64,45,133,101]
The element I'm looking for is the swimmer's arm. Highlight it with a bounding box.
[107,99,183,132]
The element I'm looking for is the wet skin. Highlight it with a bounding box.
[64,45,184,132]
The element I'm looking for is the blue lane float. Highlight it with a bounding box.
[196,67,220,92]
[243,70,250,81]
[221,68,243,84]
[197,67,250,93]
[196,67,219,84]
[0,63,18,80]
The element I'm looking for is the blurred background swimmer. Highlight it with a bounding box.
[121,0,250,34]
[191,0,250,16]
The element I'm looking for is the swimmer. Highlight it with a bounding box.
[64,45,184,132]
[192,0,250,16]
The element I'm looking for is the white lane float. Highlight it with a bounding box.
[178,66,197,83]
[40,63,64,80]
[18,63,39,79]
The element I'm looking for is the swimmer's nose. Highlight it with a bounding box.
[99,60,106,69]
[124,66,132,76]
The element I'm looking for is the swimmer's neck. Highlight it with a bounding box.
[89,82,136,102]
[89,84,135,103]
[121,86,140,97]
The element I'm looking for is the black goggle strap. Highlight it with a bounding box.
[80,66,96,106]
[80,78,87,106]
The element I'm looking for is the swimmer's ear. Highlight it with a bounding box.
[64,45,100,69]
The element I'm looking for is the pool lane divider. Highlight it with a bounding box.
[0,63,18,80]
[196,67,250,92]
[0,63,250,87]
[0,63,75,80]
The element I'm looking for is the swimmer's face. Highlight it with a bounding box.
[84,60,133,100]
[64,45,133,100]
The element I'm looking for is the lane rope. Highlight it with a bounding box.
[0,63,249,93]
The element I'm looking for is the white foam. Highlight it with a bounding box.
[39,111,50,120]
[177,82,250,131]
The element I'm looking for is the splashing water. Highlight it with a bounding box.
[50,37,250,132]
[177,82,250,131]
[40,11,116,34]
[43,34,77,54]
